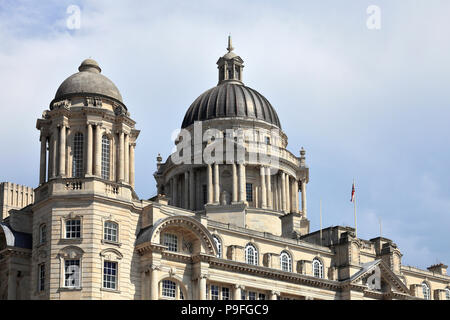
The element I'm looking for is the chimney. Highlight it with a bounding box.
[427,263,448,275]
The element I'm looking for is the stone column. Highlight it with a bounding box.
[86,123,93,176]
[260,166,266,208]
[150,266,159,300]
[213,163,220,204]
[232,163,238,203]
[125,134,130,183]
[118,132,125,182]
[50,134,57,179]
[301,180,307,218]
[58,124,66,177]
[184,171,189,209]
[238,163,246,202]
[266,167,272,209]
[199,276,207,300]
[277,175,282,211]
[39,135,47,185]
[291,179,297,213]
[94,124,102,177]
[189,169,195,210]
[281,172,286,212]
[233,284,242,300]
[207,164,213,204]
[172,176,178,206]
[291,178,298,212]
[286,175,291,213]
[129,143,135,188]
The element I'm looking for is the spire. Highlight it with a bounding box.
[217,35,244,85]
[227,34,234,52]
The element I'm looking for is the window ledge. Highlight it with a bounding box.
[101,239,122,247]
[100,288,121,294]
[58,238,83,245]
[58,287,82,292]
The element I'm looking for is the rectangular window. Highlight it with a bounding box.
[241,290,246,300]
[64,259,80,288]
[103,261,117,290]
[258,293,266,300]
[162,280,176,298]
[163,233,178,252]
[246,183,253,202]
[38,263,45,292]
[211,285,219,300]
[39,224,47,244]
[248,291,256,300]
[66,219,81,239]
[104,221,118,242]
[222,287,230,300]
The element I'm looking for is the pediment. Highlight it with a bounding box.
[350,259,410,295]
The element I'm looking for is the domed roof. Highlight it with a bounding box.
[53,59,123,104]
[181,37,281,129]
[181,82,281,129]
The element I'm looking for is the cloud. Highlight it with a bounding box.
[0,0,449,268]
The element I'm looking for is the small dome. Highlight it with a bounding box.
[53,58,123,104]
[181,83,281,129]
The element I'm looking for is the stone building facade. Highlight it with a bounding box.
[0,38,449,300]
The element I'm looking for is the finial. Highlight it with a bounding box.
[157,153,162,163]
[300,147,306,166]
[227,34,234,53]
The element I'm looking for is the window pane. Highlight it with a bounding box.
[246,183,253,202]
[66,219,81,238]
[163,234,178,252]
[64,259,80,287]
[248,291,256,300]
[104,221,118,242]
[103,261,117,290]
[222,287,230,300]
[101,135,110,180]
[213,236,221,258]
[72,133,84,178]
[39,224,47,244]
[211,285,219,300]
[38,264,45,291]
[162,280,176,298]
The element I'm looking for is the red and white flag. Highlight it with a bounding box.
[350,181,355,202]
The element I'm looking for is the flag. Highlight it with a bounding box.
[350,181,355,202]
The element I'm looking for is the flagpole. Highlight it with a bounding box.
[379,217,382,238]
[320,199,323,246]
[353,179,357,238]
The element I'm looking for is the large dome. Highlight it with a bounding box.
[182,83,281,129]
[53,59,123,104]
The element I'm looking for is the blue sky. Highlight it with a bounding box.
[1,0,449,269]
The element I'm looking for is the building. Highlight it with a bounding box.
[1,37,449,300]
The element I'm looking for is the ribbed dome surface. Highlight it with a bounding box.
[54,59,123,103]
[182,83,281,129]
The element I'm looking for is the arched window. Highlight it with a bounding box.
[101,135,110,180]
[213,235,222,258]
[313,258,324,278]
[422,282,430,300]
[445,288,450,300]
[280,251,292,272]
[245,244,258,266]
[104,221,118,242]
[161,279,185,300]
[39,224,47,244]
[72,132,84,178]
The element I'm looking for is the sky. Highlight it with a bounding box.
[0,0,449,269]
